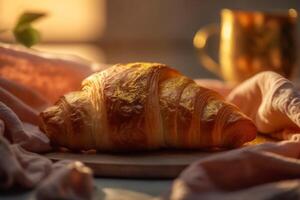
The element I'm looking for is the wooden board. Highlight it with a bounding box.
[45,135,276,179]
[46,150,215,179]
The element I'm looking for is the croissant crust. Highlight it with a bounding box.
[40,63,256,151]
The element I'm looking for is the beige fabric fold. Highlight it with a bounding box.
[0,136,52,189]
[0,102,51,153]
[35,161,94,200]
[0,43,96,103]
[167,140,300,200]
[227,71,300,134]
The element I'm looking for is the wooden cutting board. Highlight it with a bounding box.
[45,135,276,179]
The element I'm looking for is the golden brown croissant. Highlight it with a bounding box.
[40,63,256,151]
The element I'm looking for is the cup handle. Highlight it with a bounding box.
[193,24,221,77]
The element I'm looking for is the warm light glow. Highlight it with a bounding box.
[69,161,92,174]
[289,8,298,18]
[220,9,234,80]
[221,10,233,41]
[193,30,207,49]
[0,0,106,42]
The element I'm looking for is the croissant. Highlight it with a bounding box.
[40,63,256,151]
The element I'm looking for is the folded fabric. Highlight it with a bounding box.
[227,71,300,136]
[0,135,94,199]
[0,102,51,153]
[167,139,300,200]
[0,103,94,196]
[35,161,94,200]
[0,43,104,103]
[0,77,50,111]
[0,136,51,189]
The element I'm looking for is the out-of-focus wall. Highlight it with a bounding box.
[103,0,300,43]
[1,0,298,43]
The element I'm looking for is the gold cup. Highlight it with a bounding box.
[194,9,298,84]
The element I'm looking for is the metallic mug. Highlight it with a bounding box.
[194,9,298,84]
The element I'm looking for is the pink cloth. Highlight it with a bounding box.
[197,72,300,140]
[0,102,51,153]
[0,137,94,199]
[0,136,51,189]
[0,43,96,103]
[35,161,94,200]
[227,71,300,134]
[0,94,93,200]
[168,139,300,200]
[0,44,96,200]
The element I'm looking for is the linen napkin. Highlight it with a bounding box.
[0,101,95,199]
[167,139,300,200]
[0,43,100,103]
[227,71,300,137]
[0,44,96,200]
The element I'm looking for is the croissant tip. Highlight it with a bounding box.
[39,105,64,145]
[223,119,257,148]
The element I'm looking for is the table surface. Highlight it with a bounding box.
[1,178,172,200]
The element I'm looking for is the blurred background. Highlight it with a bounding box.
[0,0,299,79]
